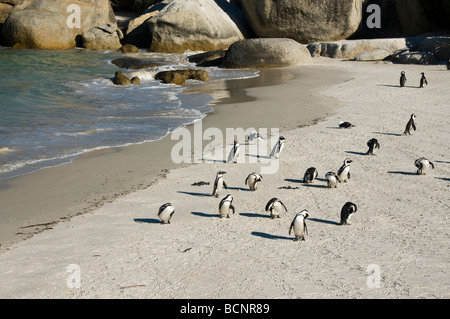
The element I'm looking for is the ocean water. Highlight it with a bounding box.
[0,47,259,180]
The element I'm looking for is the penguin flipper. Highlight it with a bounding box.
[212,179,218,195]
[304,222,308,236]
[230,205,235,215]
[430,161,435,169]
[289,221,294,235]
[223,181,228,189]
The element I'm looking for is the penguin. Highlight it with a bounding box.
[303,167,318,183]
[419,72,428,88]
[337,158,352,183]
[265,197,288,219]
[219,194,235,218]
[339,202,357,225]
[339,121,355,129]
[400,71,406,87]
[325,171,339,188]
[447,59,450,70]
[227,138,240,163]
[270,136,286,158]
[403,113,416,135]
[247,131,262,142]
[366,138,380,155]
[212,170,227,197]
[245,172,263,191]
[158,203,175,224]
[289,210,309,241]
[415,157,435,175]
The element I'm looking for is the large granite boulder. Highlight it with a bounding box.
[81,23,123,51]
[354,49,392,61]
[307,37,424,59]
[1,0,116,49]
[390,51,438,65]
[147,0,250,53]
[222,38,313,69]
[238,0,363,44]
[394,0,431,36]
[417,36,450,62]
[124,9,158,48]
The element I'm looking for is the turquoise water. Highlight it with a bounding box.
[0,47,258,180]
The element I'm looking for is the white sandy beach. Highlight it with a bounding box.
[0,58,449,299]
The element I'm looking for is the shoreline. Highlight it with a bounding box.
[0,58,448,298]
[0,60,349,250]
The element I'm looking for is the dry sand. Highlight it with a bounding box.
[0,58,449,299]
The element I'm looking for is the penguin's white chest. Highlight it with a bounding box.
[272,202,283,213]
[217,178,224,190]
[219,202,231,216]
[339,166,350,180]
[293,217,305,236]
[248,176,257,187]
[159,207,174,222]
[327,175,337,186]
[278,142,284,154]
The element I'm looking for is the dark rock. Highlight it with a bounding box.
[111,57,160,69]
[130,76,141,84]
[118,43,139,53]
[417,36,450,61]
[154,69,209,86]
[113,71,131,85]
[187,50,227,67]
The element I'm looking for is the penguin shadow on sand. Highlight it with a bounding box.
[284,178,302,184]
[345,150,369,156]
[435,177,450,182]
[373,131,403,137]
[178,190,212,197]
[308,217,340,226]
[387,170,417,176]
[302,178,329,189]
[251,231,292,241]
[245,153,271,160]
[226,186,250,192]
[240,212,270,219]
[200,158,229,164]
[134,218,161,224]
[376,84,417,89]
[191,211,218,218]
[286,177,328,189]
